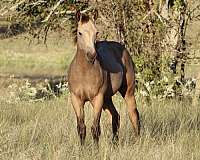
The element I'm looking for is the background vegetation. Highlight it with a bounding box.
[0,0,200,159]
[1,0,200,98]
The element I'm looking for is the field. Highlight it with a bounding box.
[0,92,200,160]
[0,33,74,76]
[0,27,200,159]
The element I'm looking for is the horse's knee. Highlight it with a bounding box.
[91,124,101,142]
[77,123,86,145]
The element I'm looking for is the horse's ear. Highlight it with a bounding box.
[75,10,81,22]
[93,9,98,21]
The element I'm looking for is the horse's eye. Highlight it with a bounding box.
[78,32,82,36]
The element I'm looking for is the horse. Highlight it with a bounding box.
[68,10,140,145]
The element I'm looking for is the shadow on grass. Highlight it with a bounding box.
[0,23,26,39]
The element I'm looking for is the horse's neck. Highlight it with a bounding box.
[75,47,97,70]
[75,48,87,65]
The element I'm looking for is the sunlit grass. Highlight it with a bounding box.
[0,94,200,160]
[0,33,75,76]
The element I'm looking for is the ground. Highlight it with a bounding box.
[0,91,200,159]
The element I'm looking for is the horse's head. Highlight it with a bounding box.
[76,10,98,63]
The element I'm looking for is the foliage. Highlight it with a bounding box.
[97,0,200,99]
[1,0,88,42]
[1,0,200,100]
[97,0,173,98]
[7,79,69,102]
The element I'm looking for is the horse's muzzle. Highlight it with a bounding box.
[86,52,97,64]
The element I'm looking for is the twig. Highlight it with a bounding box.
[142,10,152,21]
[28,117,39,148]
[142,9,165,24]
[0,0,26,16]
[42,0,65,23]
[153,10,165,24]
[54,6,93,15]
[0,6,7,14]
[42,0,93,22]
[27,0,47,7]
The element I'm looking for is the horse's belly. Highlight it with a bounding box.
[109,71,123,95]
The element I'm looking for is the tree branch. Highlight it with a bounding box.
[54,6,93,15]
[0,0,26,16]
[42,0,65,23]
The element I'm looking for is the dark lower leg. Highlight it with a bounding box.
[91,94,104,145]
[104,99,120,142]
[77,119,86,145]
[112,112,120,141]
[91,123,101,143]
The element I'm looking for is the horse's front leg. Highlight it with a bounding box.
[91,93,104,145]
[71,93,86,145]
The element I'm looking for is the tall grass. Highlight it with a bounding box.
[0,94,199,160]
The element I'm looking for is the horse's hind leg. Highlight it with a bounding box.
[103,98,120,142]
[119,56,140,136]
[71,93,86,145]
[124,93,140,136]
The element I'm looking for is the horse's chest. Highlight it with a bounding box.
[68,67,104,100]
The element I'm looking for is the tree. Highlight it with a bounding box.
[0,0,91,41]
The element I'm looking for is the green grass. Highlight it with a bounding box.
[0,95,200,160]
[0,33,75,76]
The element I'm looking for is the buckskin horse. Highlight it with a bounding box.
[68,10,140,145]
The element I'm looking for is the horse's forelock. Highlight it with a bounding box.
[80,14,90,24]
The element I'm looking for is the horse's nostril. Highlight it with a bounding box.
[92,52,97,57]
[86,52,96,63]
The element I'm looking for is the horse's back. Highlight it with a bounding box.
[96,41,126,73]
[96,41,125,59]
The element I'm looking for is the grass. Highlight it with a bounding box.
[0,94,200,160]
[0,33,75,76]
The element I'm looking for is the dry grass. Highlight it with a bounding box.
[0,93,200,160]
